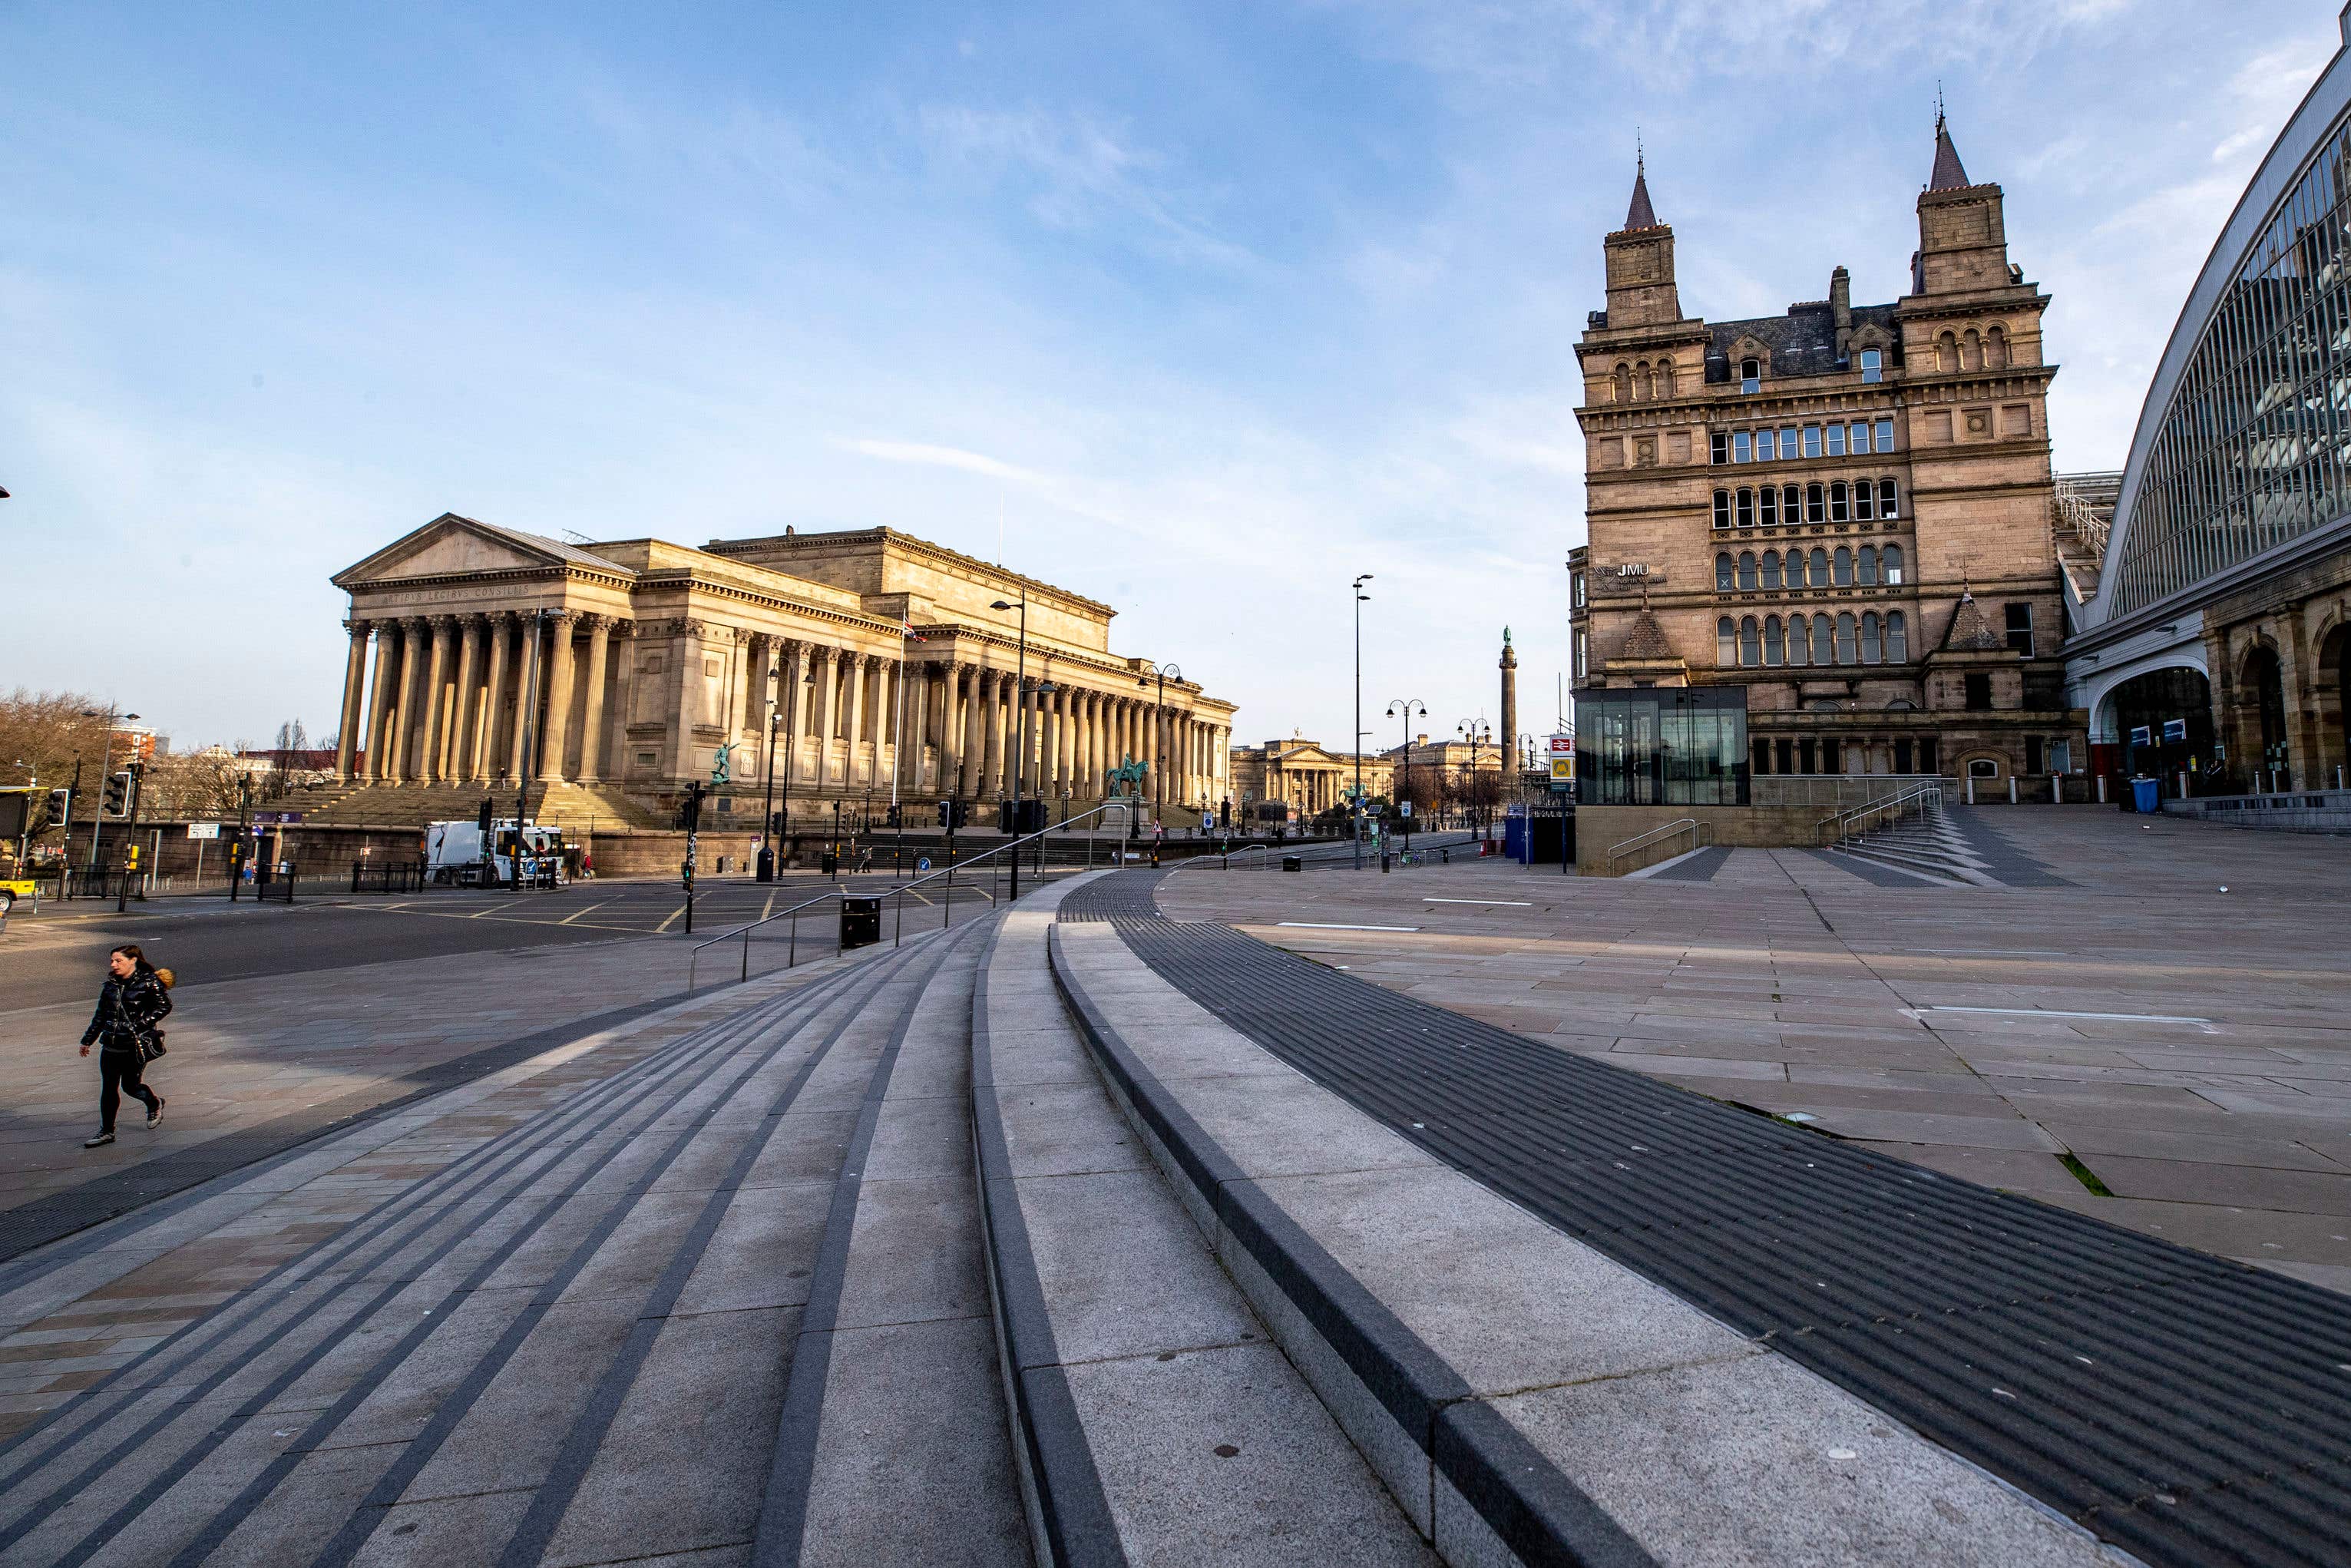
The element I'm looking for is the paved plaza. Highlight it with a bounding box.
[0,822,2345,1565]
[1162,806,2351,1295]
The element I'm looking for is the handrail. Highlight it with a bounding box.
[689,799,1140,988]
[1817,782,1942,848]
[1605,818,1710,873]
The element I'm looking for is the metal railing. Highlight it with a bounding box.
[1817,782,1942,848]
[689,800,1140,989]
[1606,819,1711,874]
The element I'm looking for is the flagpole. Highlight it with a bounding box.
[894,619,911,872]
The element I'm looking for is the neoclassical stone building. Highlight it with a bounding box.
[1568,122,2086,792]
[323,514,1236,829]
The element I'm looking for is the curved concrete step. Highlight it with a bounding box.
[973,881,1433,1566]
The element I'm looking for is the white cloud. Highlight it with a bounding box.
[838,438,1050,486]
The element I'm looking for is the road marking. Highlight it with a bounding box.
[1910,1005,2214,1027]
[1423,898,1533,907]
[654,902,687,935]
[759,892,776,921]
[1276,921,1420,932]
[557,899,612,926]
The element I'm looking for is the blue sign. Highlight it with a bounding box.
[2129,726,2152,747]
[2161,718,2187,743]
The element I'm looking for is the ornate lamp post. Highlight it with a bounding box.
[1351,574,1372,868]
[1135,659,1182,844]
[990,598,1031,898]
[1457,718,1494,840]
[1386,698,1425,849]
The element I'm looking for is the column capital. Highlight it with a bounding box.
[577,611,611,633]
[544,608,583,629]
[427,612,461,630]
[608,617,637,640]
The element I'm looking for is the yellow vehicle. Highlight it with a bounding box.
[0,875,34,915]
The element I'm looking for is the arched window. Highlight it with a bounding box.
[1809,546,1830,587]
[1878,478,1898,517]
[1764,616,1786,665]
[1787,614,1810,667]
[1882,543,1904,584]
[1860,347,1883,384]
[1740,615,1761,666]
[1985,328,2007,370]
[1829,481,1850,522]
[1886,610,1908,662]
[1614,364,1632,402]
[1716,552,1734,590]
[1741,357,1761,394]
[1833,546,1853,586]
[1632,359,1649,400]
[1835,611,1857,664]
[1857,545,1879,585]
[1718,617,1737,667]
[1736,488,1755,527]
[1806,483,1825,524]
[1759,485,1778,526]
[1737,551,1758,590]
[1713,490,1732,528]
[1860,611,1882,663]
[1936,333,1958,373]
[1812,615,1835,664]
[1761,550,1781,589]
[1962,329,1982,371]
[1783,483,1801,521]
[1656,357,1676,397]
[1853,481,1875,521]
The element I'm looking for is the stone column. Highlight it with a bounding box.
[416,617,452,782]
[391,617,429,783]
[335,622,369,781]
[537,612,579,782]
[508,617,537,782]
[845,653,870,786]
[576,615,613,784]
[779,640,807,784]
[807,647,838,789]
[362,621,398,782]
[747,636,777,782]
[448,617,483,783]
[978,670,1005,800]
[602,622,636,783]
[473,616,506,782]
[953,665,978,798]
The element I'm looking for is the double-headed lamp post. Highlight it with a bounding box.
[990,598,1033,898]
[1386,698,1425,849]
[1457,718,1494,839]
[1351,574,1372,869]
[757,660,815,882]
[1135,659,1182,847]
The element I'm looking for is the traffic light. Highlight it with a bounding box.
[103,772,131,816]
[679,779,706,832]
[477,797,494,834]
[45,788,70,829]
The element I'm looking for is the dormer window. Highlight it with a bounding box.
[1739,357,1761,394]
[1860,348,1883,384]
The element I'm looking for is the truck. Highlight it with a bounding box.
[423,819,567,887]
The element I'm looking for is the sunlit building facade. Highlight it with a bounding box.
[2069,6,2351,797]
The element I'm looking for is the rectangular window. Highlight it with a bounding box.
[1860,349,1883,384]
[1875,417,1895,450]
[2048,739,2072,773]
[1894,739,1913,773]
[1826,424,1847,457]
[1754,428,1775,461]
[1850,422,1871,453]
[1965,673,1993,711]
[1776,738,1794,774]
[2025,736,2045,775]
[1574,687,1751,807]
[2005,602,2035,656]
[1780,426,1800,458]
[1711,432,1730,464]
[1803,425,1823,458]
[1733,431,1751,462]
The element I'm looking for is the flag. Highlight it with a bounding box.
[902,617,928,642]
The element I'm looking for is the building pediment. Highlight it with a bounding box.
[333,513,630,589]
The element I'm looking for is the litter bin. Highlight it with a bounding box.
[1281,855,1303,873]
[820,850,838,877]
[756,847,774,883]
[2131,776,2161,814]
[840,895,881,951]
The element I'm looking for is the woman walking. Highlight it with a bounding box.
[78,943,170,1149]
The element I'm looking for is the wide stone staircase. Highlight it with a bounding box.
[1828,796,1992,885]
[283,778,669,833]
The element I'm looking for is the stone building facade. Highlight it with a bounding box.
[1568,125,2087,789]
[324,514,1235,829]
[1226,739,1394,822]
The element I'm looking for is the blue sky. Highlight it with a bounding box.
[5,0,2341,755]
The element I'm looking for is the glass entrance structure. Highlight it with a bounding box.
[1575,688,1748,806]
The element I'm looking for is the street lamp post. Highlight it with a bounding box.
[1386,698,1425,850]
[990,598,1030,898]
[1457,718,1494,841]
[1351,574,1372,869]
[758,667,781,882]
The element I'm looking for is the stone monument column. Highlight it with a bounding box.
[537,611,580,782]
[575,615,613,785]
[1500,627,1519,766]
[335,622,369,781]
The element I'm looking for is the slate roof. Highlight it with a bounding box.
[1940,592,2004,651]
[1929,114,1970,192]
[1625,160,1657,230]
[455,515,634,574]
[1619,610,1675,660]
[1702,301,1900,382]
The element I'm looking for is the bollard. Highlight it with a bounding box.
[1965,778,1976,806]
[2181,769,2191,802]
[1381,851,1390,874]
[2097,774,2108,805]
[2009,776,2018,805]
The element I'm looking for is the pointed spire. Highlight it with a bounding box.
[1625,139,1657,230]
[1929,102,1970,191]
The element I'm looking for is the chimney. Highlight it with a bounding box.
[1830,266,1851,329]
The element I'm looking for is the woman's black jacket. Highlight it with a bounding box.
[82,971,173,1055]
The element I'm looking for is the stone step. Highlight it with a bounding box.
[1836,841,1987,886]
[973,883,1432,1565]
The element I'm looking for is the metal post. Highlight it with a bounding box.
[514,609,544,894]
[85,725,114,874]
[1352,574,1371,869]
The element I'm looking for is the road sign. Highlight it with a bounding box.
[186,822,223,839]
[1200,812,1213,831]
[1399,801,1412,818]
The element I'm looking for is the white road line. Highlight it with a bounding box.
[1910,1005,2214,1025]
[1276,921,1420,932]
[1422,898,1534,907]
